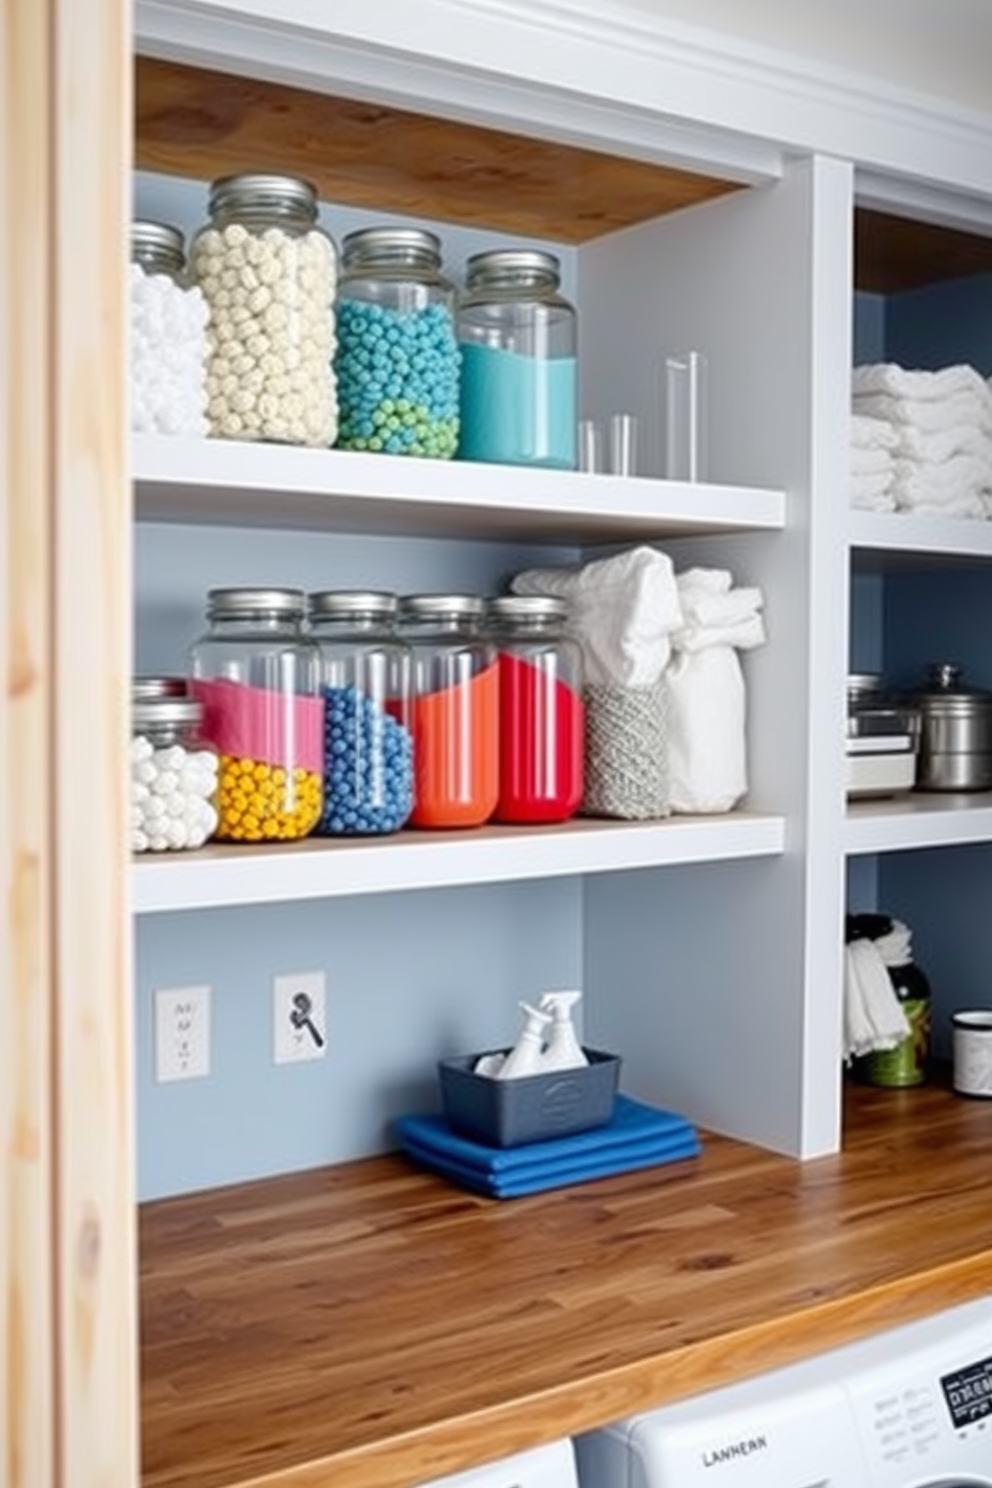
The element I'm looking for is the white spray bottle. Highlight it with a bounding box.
[495,1001,553,1079]
[539,990,588,1071]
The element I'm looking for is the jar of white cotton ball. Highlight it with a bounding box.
[131,680,219,853]
[130,221,209,437]
[191,173,338,448]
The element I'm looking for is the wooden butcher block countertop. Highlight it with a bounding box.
[139,1076,992,1488]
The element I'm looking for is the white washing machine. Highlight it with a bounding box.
[418,1439,578,1488]
[573,1295,992,1487]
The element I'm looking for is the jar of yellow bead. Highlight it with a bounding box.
[189,588,324,842]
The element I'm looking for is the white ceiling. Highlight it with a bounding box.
[613,0,992,114]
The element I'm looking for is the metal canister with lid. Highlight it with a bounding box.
[130,678,219,853]
[398,593,498,828]
[189,588,324,841]
[334,227,460,458]
[191,173,338,446]
[909,662,992,791]
[457,248,577,469]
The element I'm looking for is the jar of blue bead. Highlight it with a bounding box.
[334,227,460,459]
[308,590,415,835]
[457,248,577,469]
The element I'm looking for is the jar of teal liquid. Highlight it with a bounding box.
[334,227,460,458]
[457,249,577,469]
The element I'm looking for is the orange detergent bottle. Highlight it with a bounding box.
[399,594,499,828]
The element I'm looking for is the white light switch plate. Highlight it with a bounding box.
[273,971,326,1064]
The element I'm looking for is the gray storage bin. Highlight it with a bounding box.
[438,1048,621,1147]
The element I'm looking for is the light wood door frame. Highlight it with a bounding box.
[2,1,136,1485]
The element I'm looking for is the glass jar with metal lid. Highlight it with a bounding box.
[334,227,460,458]
[130,221,209,437]
[132,221,187,286]
[189,588,324,842]
[130,680,219,853]
[456,248,577,469]
[307,591,414,835]
[397,594,498,828]
[488,595,585,824]
[191,173,338,447]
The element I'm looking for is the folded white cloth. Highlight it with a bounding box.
[852,361,990,402]
[672,568,765,653]
[890,421,992,467]
[843,936,911,1062]
[512,544,681,688]
[851,468,896,511]
[854,389,992,436]
[851,413,898,451]
[892,453,992,515]
[851,444,894,476]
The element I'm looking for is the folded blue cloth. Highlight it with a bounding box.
[394,1095,701,1198]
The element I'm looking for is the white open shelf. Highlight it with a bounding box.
[845,791,992,855]
[849,509,992,571]
[132,433,786,543]
[132,811,786,914]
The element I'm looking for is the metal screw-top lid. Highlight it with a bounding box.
[341,226,443,272]
[131,220,186,276]
[487,595,569,625]
[132,696,203,731]
[918,662,992,713]
[308,590,398,620]
[464,248,561,290]
[132,675,189,701]
[398,593,485,622]
[206,586,307,620]
[207,173,318,225]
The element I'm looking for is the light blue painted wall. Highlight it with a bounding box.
[136,878,584,1199]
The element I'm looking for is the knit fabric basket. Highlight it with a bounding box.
[581,679,671,819]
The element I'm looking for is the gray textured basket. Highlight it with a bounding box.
[438,1047,621,1148]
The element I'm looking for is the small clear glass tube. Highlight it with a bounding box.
[608,413,638,476]
[577,418,603,473]
[664,351,707,482]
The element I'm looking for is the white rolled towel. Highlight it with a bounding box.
[851,444,894,476]
[890,421,992,467]
[892,453,992,514]
[851,412,898,451]
[843,937,911,1062]
[852,361,990,402]
[854,388,992,436]
[511,544,681,688]
[851,468,896,512]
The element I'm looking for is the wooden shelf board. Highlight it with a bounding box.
[132,434,785,542]
[133,812,785,915]
[135,55,741,244]
[139,1077,992,1488]
[846,790,992,855]
[855,207,992,294]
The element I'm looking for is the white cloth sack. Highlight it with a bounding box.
[511,544,680,688]
[843,926,913,1062]
[665,568,765,814]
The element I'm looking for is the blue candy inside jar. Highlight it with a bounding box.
[334,300,460,458]
[318,684,414,834]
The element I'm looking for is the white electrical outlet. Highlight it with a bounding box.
[273,971,327,1064]
[155,984,211,1082]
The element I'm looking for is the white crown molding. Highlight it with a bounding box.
[136,0,992,207]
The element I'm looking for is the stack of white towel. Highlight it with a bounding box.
[851,363,992,519]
